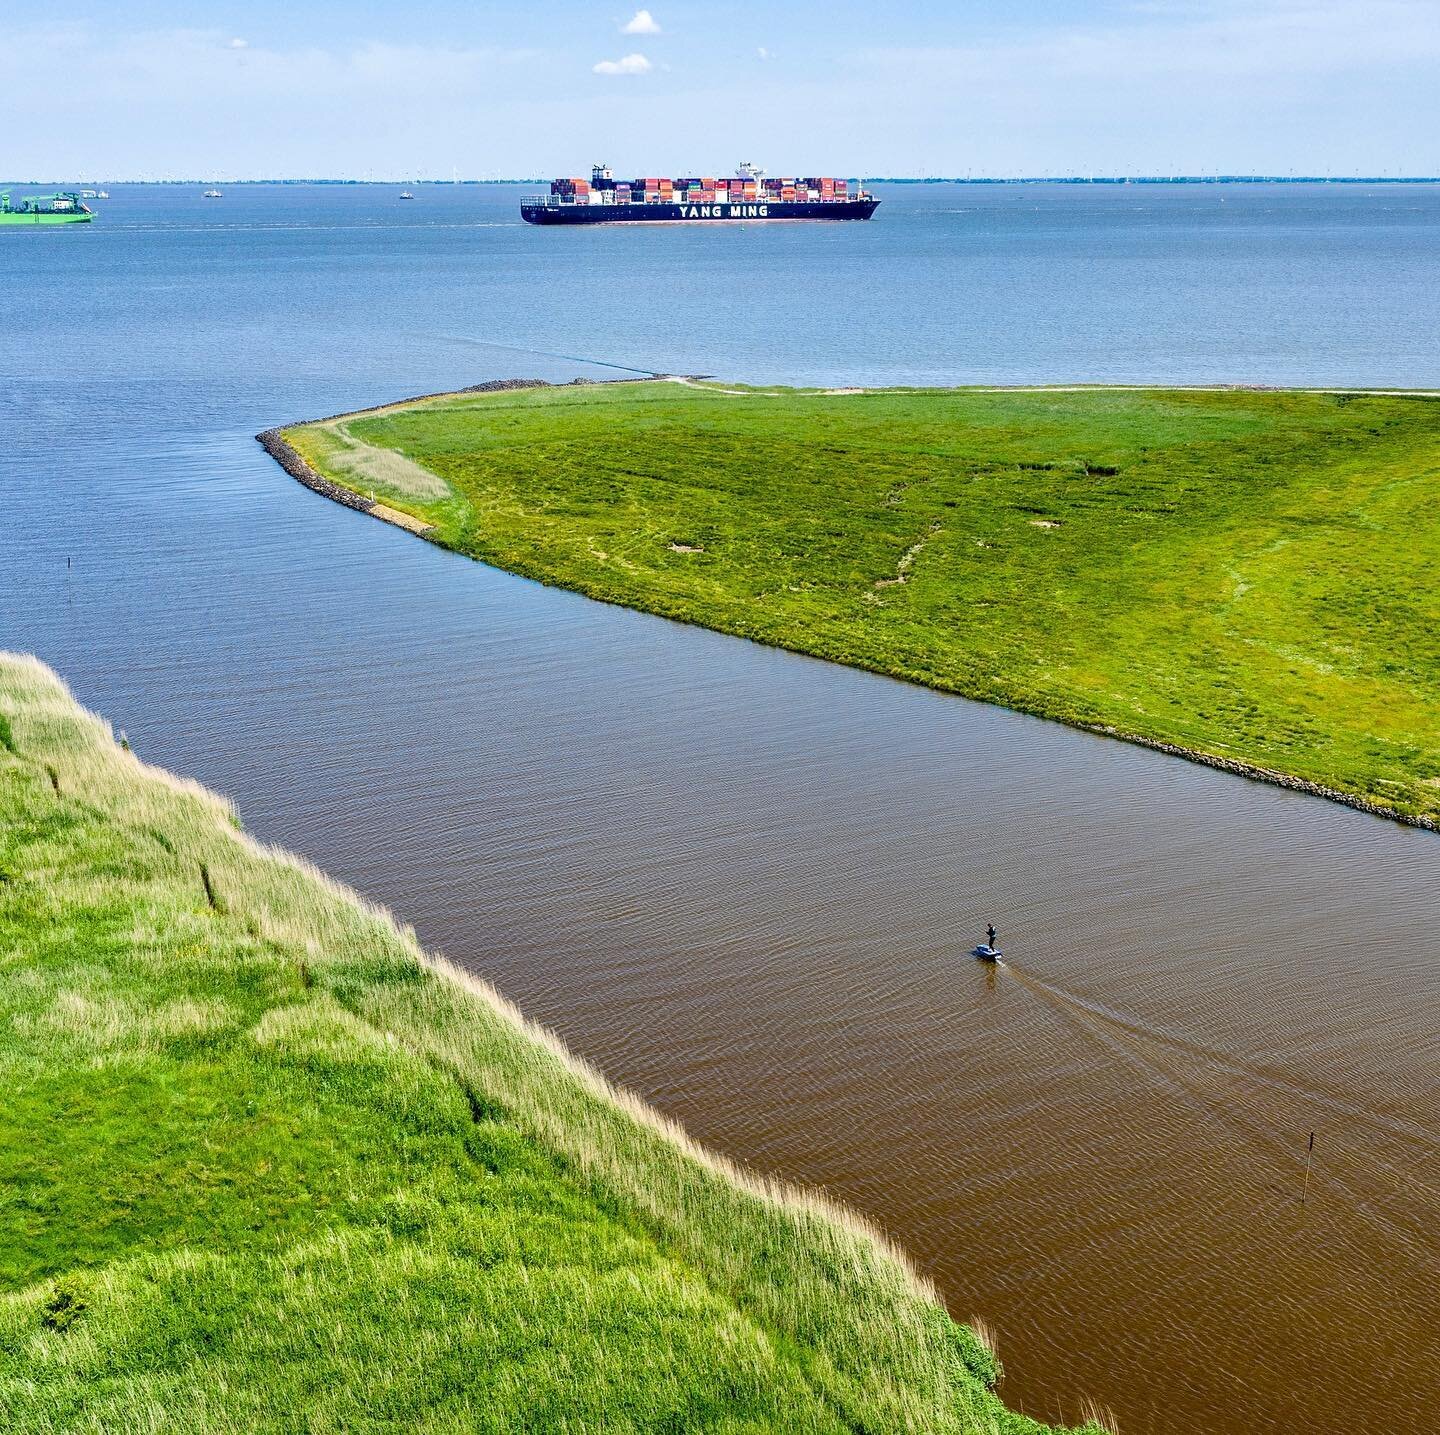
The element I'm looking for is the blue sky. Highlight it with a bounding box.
[6,2,1439,178]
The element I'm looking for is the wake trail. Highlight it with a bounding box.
[1004,963,1440,1257]
[435,335,659,376]
[1011,964,1440,1157]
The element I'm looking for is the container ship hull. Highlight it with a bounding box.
[523,166,878,226]
[522,197,878,225]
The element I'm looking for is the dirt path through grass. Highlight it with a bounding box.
[307,417,452,499]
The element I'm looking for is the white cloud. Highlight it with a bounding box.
[3,27,539,99]
[756,46,772,60]
[622,10,661,36]
[826,0,1440,177]
[0,25,547,177]
[5,3,1439,179]
[593,52,652,76]
[854,0,1440,83]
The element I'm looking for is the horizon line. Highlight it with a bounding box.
[8,175,1440,187]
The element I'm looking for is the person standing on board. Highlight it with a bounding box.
[987,924,997,950]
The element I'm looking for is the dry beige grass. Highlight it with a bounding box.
[1079,1397,1120,1433]
[305,419,451,499]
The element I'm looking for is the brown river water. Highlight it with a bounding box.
[43,492,1439,1432]
[6,183,1439,1433]
[386,614,1440,1434]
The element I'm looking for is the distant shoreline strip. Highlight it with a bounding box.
[29,176,1440,186]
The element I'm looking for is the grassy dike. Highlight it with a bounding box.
[0,654,1088,1434]
[276,380,1440,826]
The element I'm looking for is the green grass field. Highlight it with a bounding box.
[0,653,1090,1434]
[285,380,1440,824]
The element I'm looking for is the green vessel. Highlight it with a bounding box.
[0,191,94,225]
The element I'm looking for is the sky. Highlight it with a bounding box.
[5,1,1440,179]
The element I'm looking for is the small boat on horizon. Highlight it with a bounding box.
[202,189,222,199]
[399,190,415,200]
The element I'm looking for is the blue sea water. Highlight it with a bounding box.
[9,181,1440,395]
[3,182,1439,1435]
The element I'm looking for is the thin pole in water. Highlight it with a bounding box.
[1302,1131,1315,1205]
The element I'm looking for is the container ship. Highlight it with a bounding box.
[521,163,878,225]
[0,191,94,226]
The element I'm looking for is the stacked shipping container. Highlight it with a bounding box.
[557,173,855,203]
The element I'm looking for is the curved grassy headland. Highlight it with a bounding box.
[0,654,1088,1434]
[274,379,1440,827]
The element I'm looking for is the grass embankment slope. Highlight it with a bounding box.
[0,654,1083,1434]
[284,381,1440,825]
